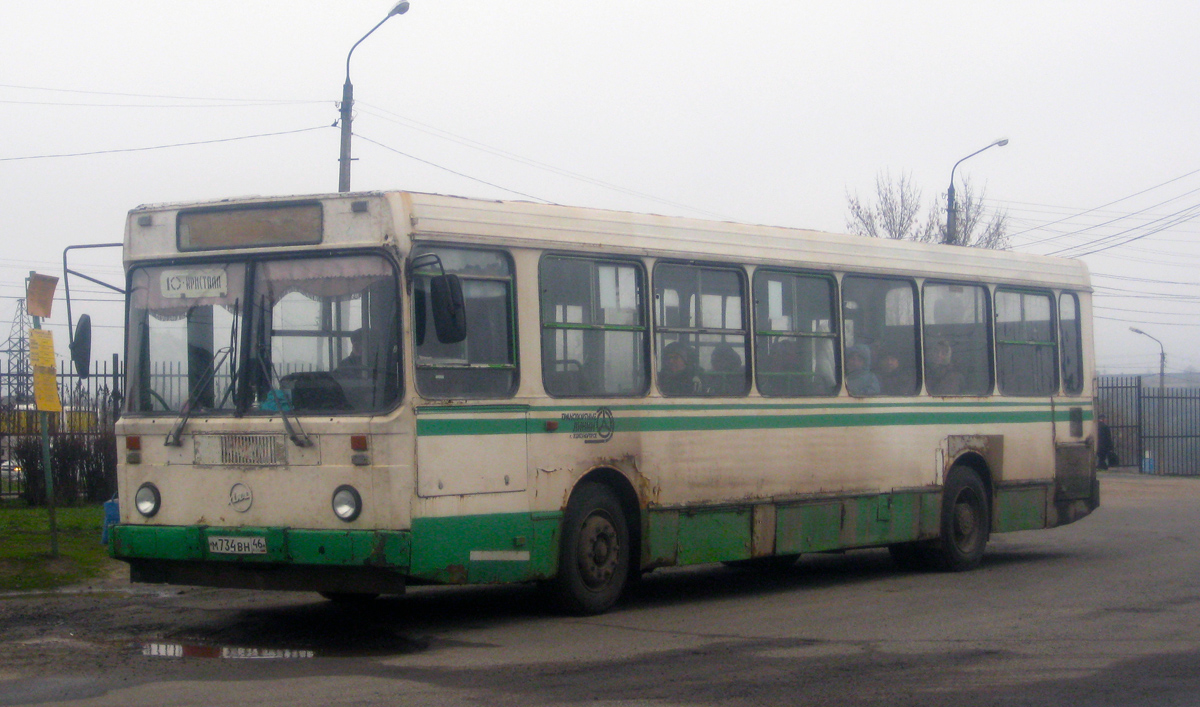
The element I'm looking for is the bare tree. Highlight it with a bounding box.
[846,171,1008,249]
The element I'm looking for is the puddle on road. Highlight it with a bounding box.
[142,642,315,660]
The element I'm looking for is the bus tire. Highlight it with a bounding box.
[928,465,990,571]
[553,482,630,615]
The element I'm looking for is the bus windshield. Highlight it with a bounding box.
[126,254,401,416]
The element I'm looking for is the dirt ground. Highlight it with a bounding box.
[3,472,1200,706]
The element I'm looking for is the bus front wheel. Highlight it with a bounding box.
[928,465,990,571]
[553,482,630,615]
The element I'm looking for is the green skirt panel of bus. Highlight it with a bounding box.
[110,477,1077,593]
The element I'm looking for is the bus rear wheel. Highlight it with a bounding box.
[553,482,630,615]
[927,465,990,571]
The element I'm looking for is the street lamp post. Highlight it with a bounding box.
[945,138,1009,245]
[338,1,410,193]
[1129,327,1166,398]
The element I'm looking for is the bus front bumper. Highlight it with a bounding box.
[110,525,411,594]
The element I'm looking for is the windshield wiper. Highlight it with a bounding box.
[164,345,235,447]
[165,301,239,447]
[252,350,313,448]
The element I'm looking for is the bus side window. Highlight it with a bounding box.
[922,282,992,396]
[539,256,648,397]
[1060,292,1084,395]
[753,270,839,397]
[653,264,749,397]
[841,276,920,397]
[412,247,517,399]
[995,289,1058,396]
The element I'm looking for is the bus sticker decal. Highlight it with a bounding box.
[561,407,615,443]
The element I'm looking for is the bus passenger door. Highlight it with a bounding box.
[415,405,529,497]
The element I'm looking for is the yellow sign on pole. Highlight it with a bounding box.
[30,329,62,413]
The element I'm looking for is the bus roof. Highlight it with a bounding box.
[396,192,1091,291]
[126,191,1090,291]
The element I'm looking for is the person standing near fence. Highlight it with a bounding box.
[1096,414,1117,470]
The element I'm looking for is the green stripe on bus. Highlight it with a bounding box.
[417,407,1090,436]
[416,399,1091,414]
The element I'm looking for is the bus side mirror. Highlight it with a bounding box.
[70,314,92,379]
[430,274,466,344]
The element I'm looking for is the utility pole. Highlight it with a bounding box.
[338,2,411,192]
[945,139,1009,245]
[27,271,61,558]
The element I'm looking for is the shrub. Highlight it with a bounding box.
[14,434,114,506]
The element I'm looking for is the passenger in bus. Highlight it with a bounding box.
[844,345,880,396]
[925,339,964,395]
[338,329,364,369]
[877,352,908,395]
[659,341,699,396]
[707,343,744,395]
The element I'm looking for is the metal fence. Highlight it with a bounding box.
[1096,375,1200,476]
[0,356,123,499]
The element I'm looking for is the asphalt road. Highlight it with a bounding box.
[2,472,1200,707]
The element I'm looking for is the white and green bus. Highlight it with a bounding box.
[106,191,1098,614]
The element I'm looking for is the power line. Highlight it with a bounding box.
[0,125,329,162]
[1048,202,1200,257]
[358,102,734,221]
[0,98,321,109]
[0,82,321,104]
[0,319,123,330]
[1094,304,1195,316]
[1092,273,1200,287]
[1003,165,1200,245]
[1095,314,1200,327]
[354,132,551,203]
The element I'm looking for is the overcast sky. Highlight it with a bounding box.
[2,1,1197,378]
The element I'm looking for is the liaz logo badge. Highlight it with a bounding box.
[561,407,615,444]
[228,483,253,513]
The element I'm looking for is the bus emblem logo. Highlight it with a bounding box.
[229,483,253,513]
[562,407,615,444]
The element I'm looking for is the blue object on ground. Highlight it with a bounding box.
[101,496,119,545]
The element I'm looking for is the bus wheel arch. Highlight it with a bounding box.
[552,469,641,615]
[948,451,994,503]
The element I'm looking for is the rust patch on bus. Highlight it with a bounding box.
[560,453,659,509]
[946,435,1004,480]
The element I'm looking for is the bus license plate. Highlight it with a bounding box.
[207,536,267,555]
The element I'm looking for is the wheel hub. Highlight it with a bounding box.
[578,514,619,589]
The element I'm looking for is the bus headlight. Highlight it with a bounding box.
[332,485,362,522]
[135,483,161,518]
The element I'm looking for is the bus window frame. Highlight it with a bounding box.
[410,243,520,400]
[839,273,922,398]
[652,260,751,398]
[920,279,995,397]
[1058,290,1085,396]
[537,252,651,399]
[752,267,841,398]
[994,286,1060,397]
